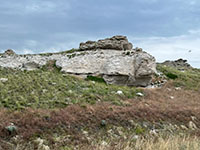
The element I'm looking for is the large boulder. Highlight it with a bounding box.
[80,35,133,51]
[0,36,156,87]
[56,35,156,86]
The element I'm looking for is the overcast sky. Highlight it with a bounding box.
[0,0,200,68]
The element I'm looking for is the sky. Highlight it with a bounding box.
[0,0,200,68]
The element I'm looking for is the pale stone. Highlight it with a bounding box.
[116,90,123,95]
[136,92,144,97]
[0,78,8,82]
[188,121,197,130]
[56,49,156,87]
[0,36,156,87]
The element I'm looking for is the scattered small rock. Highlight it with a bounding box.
[175,87,181,90]
[0,78,8,83]
[167,88,172,91]
[128,120,135,126]
[116,127,124,136]
[82,130,88,135]
[149,129,158,136]
[42,89,48,93]
[101,141,108,146]
[116,90,123,95]
[136,92,144,97]
[188,121,197,130]
[191,116,196,121]
[5,123,17,135]
[35,138,44,145]
[132,135,139,140]
[68,90,73,93]
[180,125,188,130]
[101,120,106,126]
[11,135,20,142]
[107,129,113,135]
[35,138,50,150]
[40,145,50,150]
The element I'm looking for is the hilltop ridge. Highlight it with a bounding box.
[0,36,156,87]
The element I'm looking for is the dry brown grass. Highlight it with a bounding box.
[82,135,200,150]
[1,135,200,150]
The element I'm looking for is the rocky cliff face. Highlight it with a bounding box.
[0,36,156,86]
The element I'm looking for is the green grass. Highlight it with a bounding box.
[0,67,139,110]
[157,64,200,90]
[85,76,106,83]
[1,63,199,110]
[37,48,82,56]
[1,64,200,149]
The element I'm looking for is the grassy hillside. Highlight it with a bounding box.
[0,67,139,110]
[0,64,200,150]
[157,64,200,90]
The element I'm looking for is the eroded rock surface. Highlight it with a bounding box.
[80,35,133,51]
[0,36,156,87]
[56,49,156,86]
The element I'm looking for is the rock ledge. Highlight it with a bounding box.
[0,36,156,87]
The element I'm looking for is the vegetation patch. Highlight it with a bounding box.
[157,64,200,90]
[38,48,82,56]
[64,48,82,54]
[0,67,138,110]
[86,75,106,83]
[165,72,178,79]
[41,60,61,72]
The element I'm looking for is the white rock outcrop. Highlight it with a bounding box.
[0,36,156,86]
[56,49,156,86]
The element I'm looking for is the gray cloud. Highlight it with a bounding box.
[130,30,200,68]
[0,0,200,67]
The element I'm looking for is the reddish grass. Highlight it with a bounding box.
[0,82,200,140]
